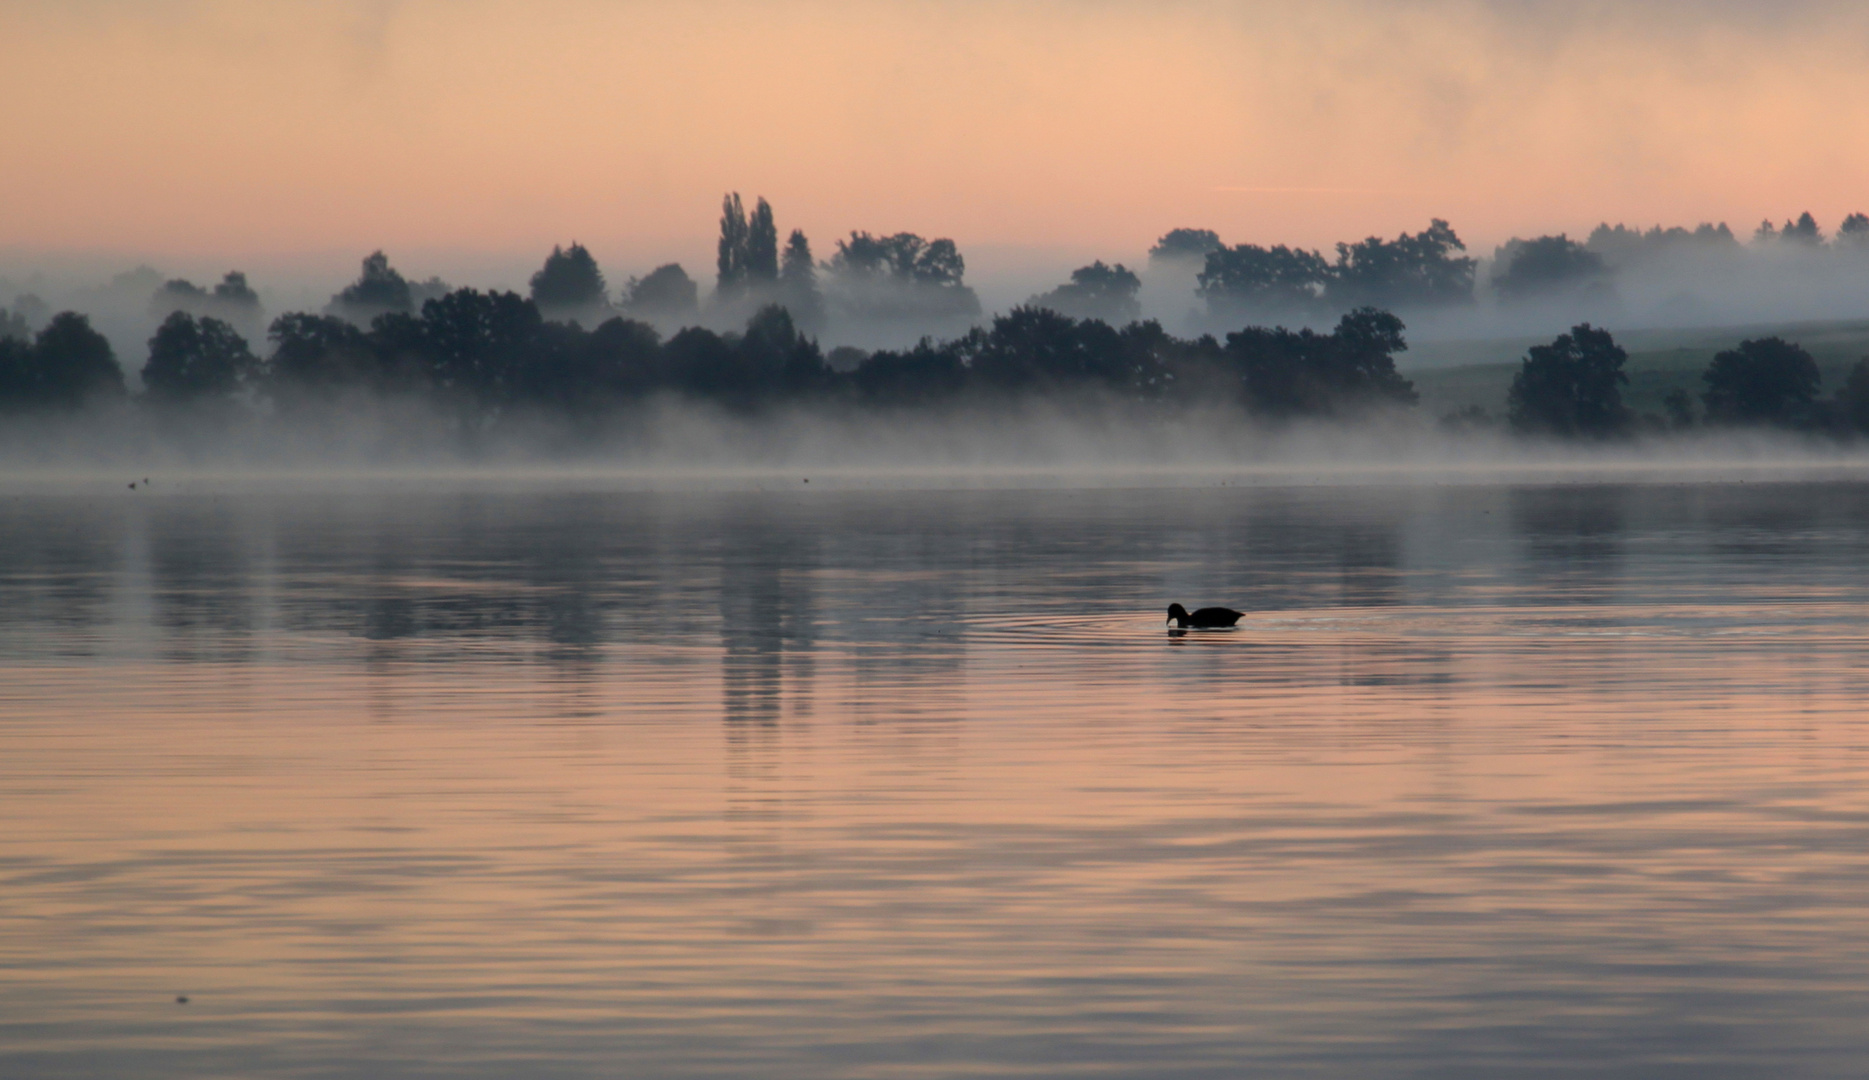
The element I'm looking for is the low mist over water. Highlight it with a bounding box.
[5,478,1869,1078]
[13,1,1869,1076]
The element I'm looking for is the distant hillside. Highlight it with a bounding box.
[1406,318,1869,420]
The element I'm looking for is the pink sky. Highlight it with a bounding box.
[3,0,1868,275]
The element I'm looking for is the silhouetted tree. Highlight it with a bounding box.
[1122,320,1221,400]
[1587,222,1738,266]
[1834,358,1869,434]
[1199,244,1330,316]
[715,193,779,304]
[1780,212,1823,245]
[363,311,430,384]
[1838,214,1869,247]
[1224,308,1415,416]
[0,306,28,342]
[0,336,29,404]
[716,193,749,300]
[1087,318,1208,400]
[1028,261,1142,323]
[152,271,263,332]
[623,264,701,326]
[1753,219,1779,244]
[151,278,209,315]
[503,320,590,409]
[853,340,968,405]
[1149,228,1223,265]
[971,307,1136,392]
[579,317,664,400]
[656,306,827,406]
[329,251,414,323]
[831,232,966,286]
[738,304,828,399]
[267,313,382,396]
[142,312,258,403]
[662,325,736,400]
[747,199,779,284]
[529,243,608,317]
[214,272,260,310]
[410,276,453,305]
[3,313,127,408]
[1702,337,1821,426]
[827,232,981,320]
[780,230,824,332]
[1327,219,1475,309]
[1492,236,1609,301]
[419,289,545,404]
[1506,324,1630,436]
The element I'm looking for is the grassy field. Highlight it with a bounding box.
[1404,318,1869,420]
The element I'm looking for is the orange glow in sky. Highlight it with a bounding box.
[3,0,1868,269]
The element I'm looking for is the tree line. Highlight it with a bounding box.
[0,287,1422,422]
[1500,325,1869,437]
[8,279,1869,441]
[10,193,1865,350]
[6,191,1869,439]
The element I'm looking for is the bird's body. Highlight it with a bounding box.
[1167,603,1243,628]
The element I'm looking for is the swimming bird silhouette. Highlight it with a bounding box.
[1167,603,1243,628]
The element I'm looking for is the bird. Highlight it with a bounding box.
[1166,603,1242,628]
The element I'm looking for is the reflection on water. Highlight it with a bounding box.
[4,481,1869,1078]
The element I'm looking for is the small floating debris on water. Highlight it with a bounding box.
[176,995,189,1004]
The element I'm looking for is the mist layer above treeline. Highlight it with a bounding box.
[8,194,1869,364]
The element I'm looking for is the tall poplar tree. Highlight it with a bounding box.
[747,199,779,284]
[717,193,750,301]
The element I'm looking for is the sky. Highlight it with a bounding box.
[2,0,1868,281]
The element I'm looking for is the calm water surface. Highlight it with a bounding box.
[4,479,1869,1079]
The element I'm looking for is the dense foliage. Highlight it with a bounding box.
[6,193,1869,441]
[1507,324,1629,436]
[1198,220,1476,317]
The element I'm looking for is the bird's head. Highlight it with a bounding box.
[1166,603,1188,625]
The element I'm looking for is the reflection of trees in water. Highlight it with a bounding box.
[1508,486,1629,602]
[0,499,126,657]
[267,494,623,662]
[820,524,969,724]
[710,512,819,868]
[1700,482,1835,560]
[1336,640,1457,689]
[717,513,818,729]
[148,499,262,663]
[1214,490,1409,611]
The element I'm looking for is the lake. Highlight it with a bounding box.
[4,476,1869,1079]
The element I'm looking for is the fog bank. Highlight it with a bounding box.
[6,398,1869,494]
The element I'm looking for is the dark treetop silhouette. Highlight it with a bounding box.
[1507,323,1629,437]
[530,243,608,318]
[9,195,1869,443]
